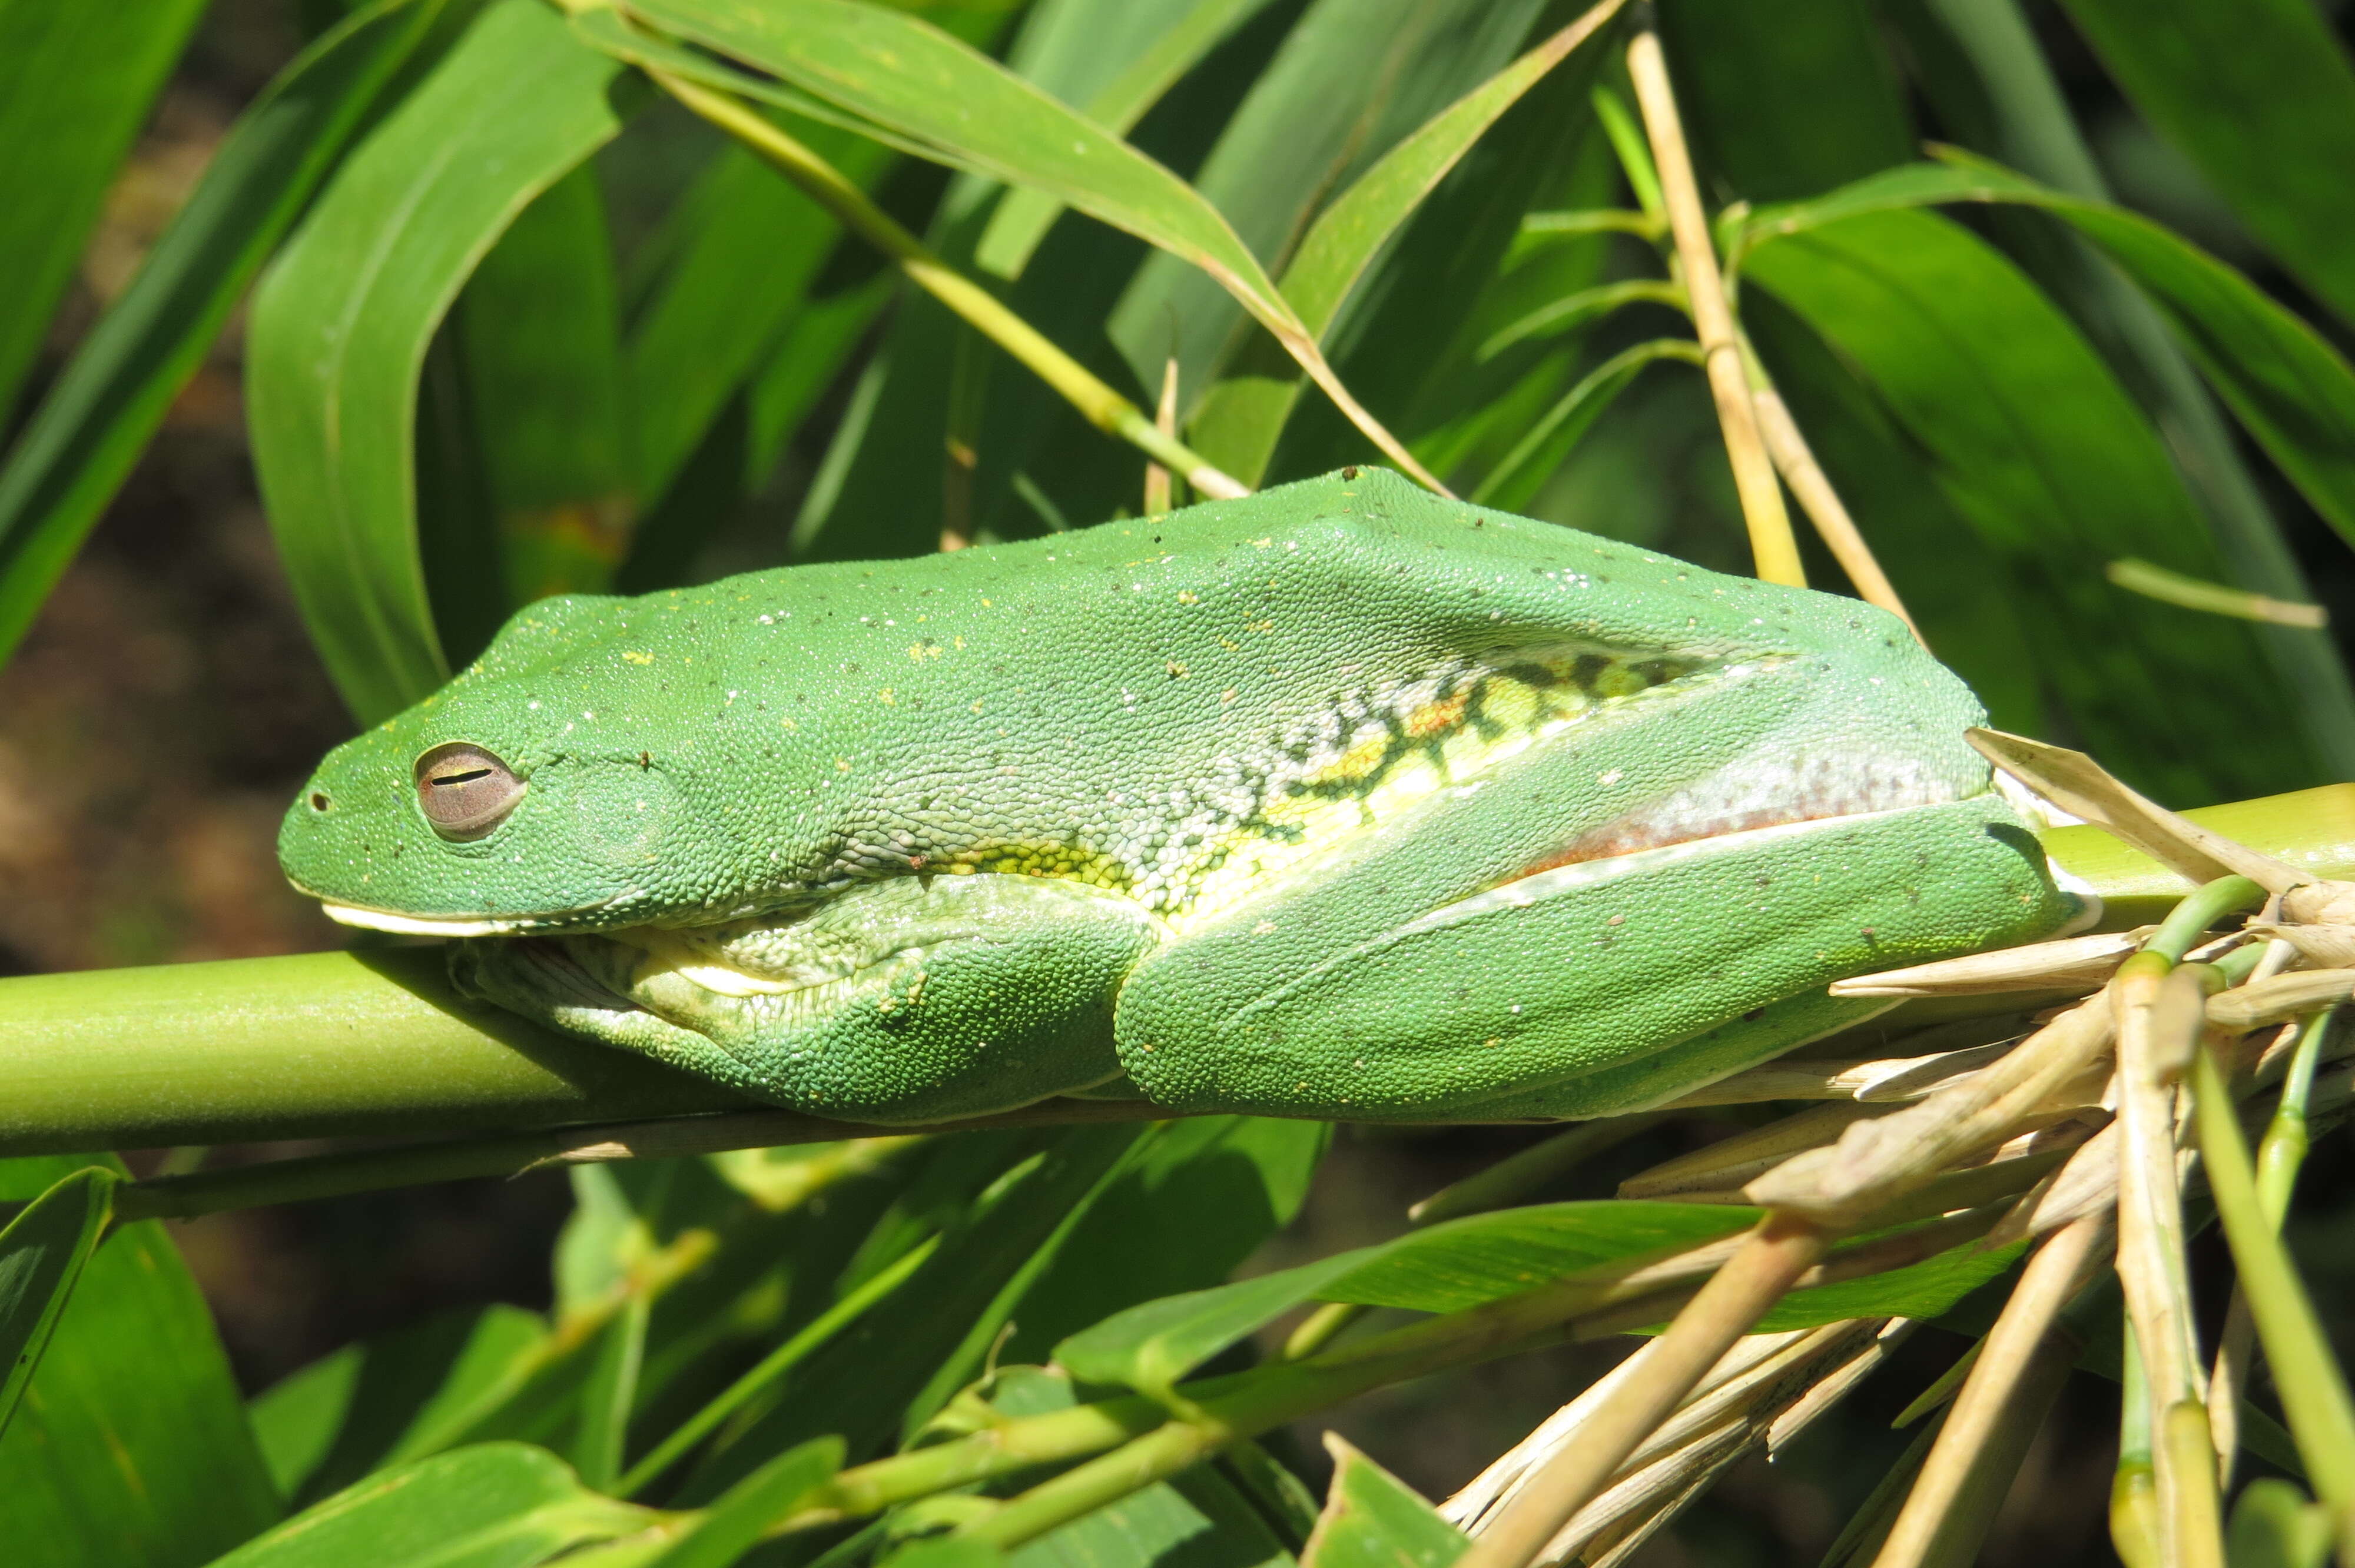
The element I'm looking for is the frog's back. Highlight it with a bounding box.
[438,469,1976,925]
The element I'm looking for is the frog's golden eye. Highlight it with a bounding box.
[414,742,524,841]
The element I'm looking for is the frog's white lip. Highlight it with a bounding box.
[317,901,575,938]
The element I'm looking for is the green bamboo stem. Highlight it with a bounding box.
[2190,1040,2355,1549]
[107,1098,1171,1222]
[2111,1329,2162,1568]
[2257,1006,2334,1218]
[0,947,745,1157]
[650,72,1248,503]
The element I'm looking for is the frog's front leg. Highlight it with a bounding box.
[1113,793,2075,1125]
[451,873,1156,1124]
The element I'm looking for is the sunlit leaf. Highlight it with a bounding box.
[207,1444,654,1568]
[623,0,1430,481]
[0,0,439,671]
[1299,1439,1467,1568]
[0,0,208,424]
[2057,0,2355,331]
[247,0,638,722]
[0,1155,280,1567]
[0,1164,114,1441]
[1740,207,2316,802]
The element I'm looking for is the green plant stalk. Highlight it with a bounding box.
[1478,277,1689,358]
[1520,207,1666,241]
[2145,874,2268,962]
[1624,28,1805,589]
[1588,87,1663,224]
[2257,1006,2334,1219]
[2112,1327,2161,1568]
[777,1212,1995,1545]
[105,1097,1164,1222]
[2190,1039,2355,1547]
[649,72,1248,503]
[2104,559,2327,629]
[618,1234,940,1497]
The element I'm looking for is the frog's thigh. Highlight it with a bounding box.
[457,873,1155,1125]
[1112,798,2067,1121]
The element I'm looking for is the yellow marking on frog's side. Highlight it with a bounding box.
[1403,690,1470,738]
[621,650,654,666]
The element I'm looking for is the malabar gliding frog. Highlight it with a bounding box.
[280,468,2078,1125]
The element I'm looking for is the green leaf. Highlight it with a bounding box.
[1739,288,2045,735]
[0,0,208,424]
[1754,1238,2023,1334]
[1002,1116,1329,1365]
[2055,0,2355,331]
[1184,0,1622,484]
[1881,2,2355,778]
[623,0,1406,471]
[1739,207,2317,803]
[1261,11,1620,489]
[1108,0,1548,398]
[974,0,1283,282]
[0,1164,114,1441]
[1652,0,1910,201]
[0,0,438,673]
[681,1125,1152,1493]
[642,1437,842,1568]
[0,1155,280,1567]
[247,0,636,724]
[2224,1477,2334,1568]
[207,1443,655,1568]
[1299,1439,1467,1568]
[1282,3,1626,343]
[1055,1202,1754,1394]
[454,164,633,612]
[1749,154,2355,565]
[1061,1202,2035,1394]
[247,1304,552,1506]
[1467,338,1699,511]
[571,1295,650,1493]
[622,135,891,508]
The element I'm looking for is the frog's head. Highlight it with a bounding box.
[278,594,744,936]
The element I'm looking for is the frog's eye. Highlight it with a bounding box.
[414,742,525,840]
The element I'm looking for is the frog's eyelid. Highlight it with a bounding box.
[414,742,526,840]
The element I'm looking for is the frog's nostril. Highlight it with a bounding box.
[310,792,331,812]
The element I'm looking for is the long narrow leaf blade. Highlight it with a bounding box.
[247,0,633,723]
[2057,0,2355,331]
[0,0,208,424]
[1283,0,1626,341]
[622,0,1433,484]
[0,1165,114,1442]
[1,1155,279,1566]
[1737,155,2355,576]
[0,1,436,672]
[1742,207,2314,800]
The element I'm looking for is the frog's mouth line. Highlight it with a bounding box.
[312,899,619,938]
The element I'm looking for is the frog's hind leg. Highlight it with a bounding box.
[1112,795,2068,1123]
[453,872,1158,1125]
